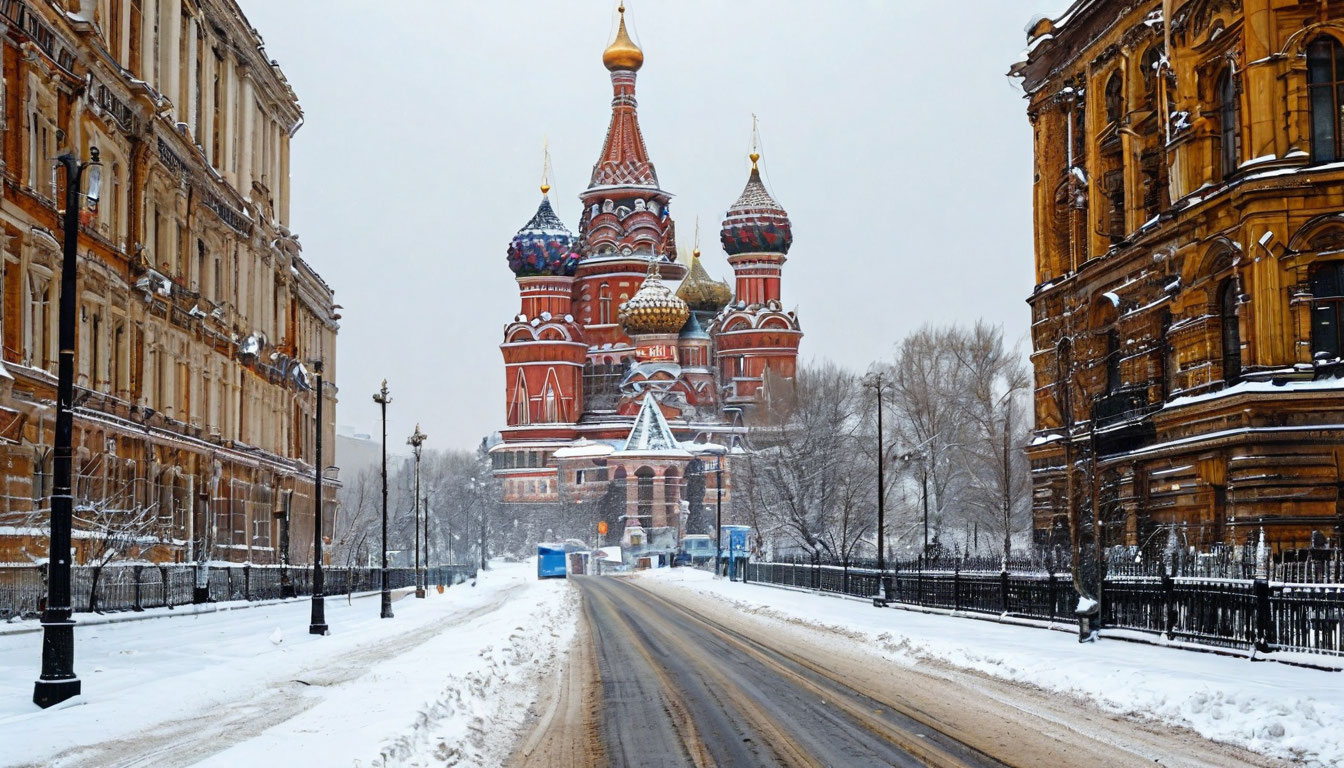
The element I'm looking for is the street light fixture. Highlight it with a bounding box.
[408,424,427,598]
[373,381,393,619]
[33,147,101,709]
[309,360,329,636]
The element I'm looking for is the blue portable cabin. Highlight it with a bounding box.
[720,525,751,578]
[537,543,568,579]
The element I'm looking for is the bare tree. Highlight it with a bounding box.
[948,321,1033,557]
[884,325,973,552]
[744,362,871,561]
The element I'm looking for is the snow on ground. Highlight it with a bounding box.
[638,567,1344,767]
[0,560,576,767]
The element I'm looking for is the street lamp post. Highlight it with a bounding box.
[408,424,427,598]
[309,361,329,636]
[865,372,893,604]
[373,381,393,619]
[423,495,431,590]
[33,148,101,708]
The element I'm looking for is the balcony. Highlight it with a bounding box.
[1093,386,1157,454]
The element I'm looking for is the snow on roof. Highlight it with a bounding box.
[619,393,689,456]
[1166,376,1344,410]
[552,438,617,459]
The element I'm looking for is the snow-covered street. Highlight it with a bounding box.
[0,561,575,767]
[634,568,1344,767]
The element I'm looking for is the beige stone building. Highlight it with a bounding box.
[1015,0,1344,554]
[0,0,338,565]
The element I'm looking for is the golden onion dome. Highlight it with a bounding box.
[676,249,733,312]
[603,3,644,72]
[619,260,689,335]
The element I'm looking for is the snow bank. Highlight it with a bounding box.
[0,561,577,767]
[639,567,1344,767]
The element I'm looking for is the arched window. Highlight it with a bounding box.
[598,282,611,324]
[1217,68,1241,179]
[1310,261,1344,359]
[1141,47,1162,111]
[511,371,530,426]
[1220,279,1241,383]
[542,383,560,422]
[1105,72,1124,124]
[1308,36,1344,164]
[1105,330,1122,394]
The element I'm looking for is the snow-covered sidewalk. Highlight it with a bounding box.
[638,567,1344,767]
[0,561,576,767]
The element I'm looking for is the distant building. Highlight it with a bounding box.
[336,426,383,477]
[0,1,339,565]
[1013,0,1344,553]
[491,6,803,546]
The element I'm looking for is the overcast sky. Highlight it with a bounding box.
[237,1,1064,452]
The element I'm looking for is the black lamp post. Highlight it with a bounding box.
[373,381,393,618]
[408,424,427,598]
[700,447,725,576]
[33,148,101,709]
[866,372,892,604]
[308,360,328,636]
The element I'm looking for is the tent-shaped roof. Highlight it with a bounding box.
[620,393,689,455]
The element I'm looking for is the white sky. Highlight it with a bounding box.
[237,1,1064,451]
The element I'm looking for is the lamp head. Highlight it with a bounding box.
[85,146,102,210]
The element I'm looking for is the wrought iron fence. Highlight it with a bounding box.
[0,562,478,620]
[745,553,1344,656]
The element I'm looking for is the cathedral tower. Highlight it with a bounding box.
[712,145,802,410]
[500,181,586,434]
[573,3,686,358]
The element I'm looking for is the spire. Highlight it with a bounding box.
[750,113,760,171]
[622,392,684,453]
[590,4,657,188]
[540,138,552,196]
[603,3,644,72]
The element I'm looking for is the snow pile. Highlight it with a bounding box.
[640,568,1344,767]
[0,561,578,768]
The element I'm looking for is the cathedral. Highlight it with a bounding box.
[490,6,802,551]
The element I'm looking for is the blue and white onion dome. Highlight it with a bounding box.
[507,194,579,277]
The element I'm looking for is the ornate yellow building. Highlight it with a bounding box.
[0,0,338,565]
[1014,0,1344,554]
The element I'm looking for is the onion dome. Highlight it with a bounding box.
[603,3,644,72]
[676,248,733,311]
[506,194,579,277]
[720,157,793,256]
[619,259,690,334]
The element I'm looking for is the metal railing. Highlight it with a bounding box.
[0,562,478,619]
[745,553,1344,656]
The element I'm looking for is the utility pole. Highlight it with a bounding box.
[309,361,328,636]
[374,381,393,619]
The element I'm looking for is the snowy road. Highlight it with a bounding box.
[513,573,1282,768]
[0,562,576,767]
